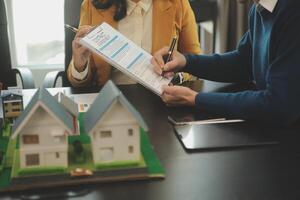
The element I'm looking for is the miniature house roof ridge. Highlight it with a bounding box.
[12,88,74,138]
[84,80,148,134]
[54,92,79,117]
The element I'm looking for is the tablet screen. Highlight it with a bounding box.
[174,122,279,150]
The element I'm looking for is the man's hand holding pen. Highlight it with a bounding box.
[151,46,197,106]
[151,46,187,78]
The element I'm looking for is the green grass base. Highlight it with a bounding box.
[0,137,8,152]
[0,127,10,153]
[0,138,8,171]
[11,148,20,178]
[95,159,143,170]
[0,121,15,186]
[140,128,165,176]
[0,168,12,188]
[4,138,17,168]
[18,167,67,176]
[2,123,11,138]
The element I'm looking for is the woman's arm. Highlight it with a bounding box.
[67,0,95,87]
[177,0,201,54]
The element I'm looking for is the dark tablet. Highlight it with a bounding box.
[174,121,279,151]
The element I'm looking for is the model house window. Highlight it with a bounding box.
[25,154,39,166]
[100,131,112,138]
[128,129,134,136]
[22,135,39,144]
[100,148,114,161]
[128,146,134,153]
[12,108,21,112]
[56,152,60,158]
[6,0,65,69]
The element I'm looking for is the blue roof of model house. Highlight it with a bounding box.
[84,80,148,134]
[54,92,79,117]
[12,87,74,138]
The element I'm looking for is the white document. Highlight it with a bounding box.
[80,22,171,95]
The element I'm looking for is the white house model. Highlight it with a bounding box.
[84,81,148,165]
[12,88,74,169]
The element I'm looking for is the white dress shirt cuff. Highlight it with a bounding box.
[70,59,89,81]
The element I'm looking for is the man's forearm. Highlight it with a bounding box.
[195,89,296,125]
[184,51,252,83]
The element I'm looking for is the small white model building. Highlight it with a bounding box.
[11,88,74,169]
[1,88,23,121]
[84,80,148,165]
